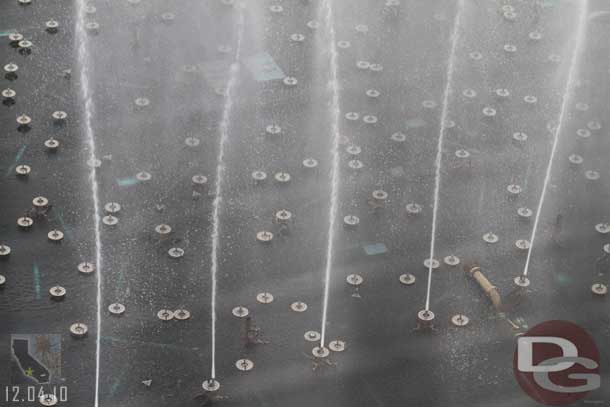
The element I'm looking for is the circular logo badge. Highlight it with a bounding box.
[513,320,600,406]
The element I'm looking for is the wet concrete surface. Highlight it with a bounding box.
[1,0,609,406]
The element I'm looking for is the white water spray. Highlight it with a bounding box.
[209,8,246,380]
[522,0,588,277]
[319,0,341,349]
[424,0,464,312]
[74,1,103,406]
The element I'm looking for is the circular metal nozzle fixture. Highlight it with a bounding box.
[155,224,172,235]
[503,44,517,53]
[2,88,16,99]
[84,5,97,14]
[455,149,470,158]
[48,230,64,242]
[283,76,297,86]
[174,309,191,320]
[482,232,499,243]
[78,262,95,274]
[348,160,364,170]
[0,275,5,287]
[514,275,530,287]
[252,170,267,182]
[0,244,12,257]
[345,111,360,121]
[45,138,60,150]
[290,33,305,42]
[70,322,88,338]
[256,292,274,304]
[17,114,31,127]
[424,258,440,269]
[256,231,273,243]
[515,239,531,250]
[343,215,359,227]
[33,196,49,207]
[329,340,346,352]
[232,306,249,318]
[17,216,33,228]
[399,273,416,285]
[270,4,283,13]
[168,247,185,258]
[417,309,435,323]
[463,88,477,98]
[18,0,32,4]
[595,223,610,234]
[444,255,460,266]
[390,131,407,143]
[346,274,363,286]
[363,115,378,124]
[482,106,497,117]
[18,40,32,53]
[507,184,522,195]
[370,63,383,72]
[265,124,281,135]
[366,89,380,98]
[85,21,100,34]
[576,128,591,139]
[517,207,533,219]
[585,170,600,181]
[523,95,537,104]
[304,331,320,342]
[102,215,118,226]
[8,33,24,43]
[346,145,361,156]
[109,303,125,315]
[312,346,330,358]
[136,171,151,181]
[87,158,102,168]
[422,100,437,109]
[275,210,292,222]
[134,97,150,107]
[157,309,175,321]
[192,175,208,186]
[202,379,220,392]
[46,20,59,32]
[603,243,610,254]
[306,20,320,30]
[337,40,351,49]
[4,63,19,73]
[290,301,307,312]
[372,190,388,201]
[185,137,200,147]
[451,314,469,327]
[303,158,318,169]
[591,283,607,296]
[236,359,254,371]
[15,164,31,176]
[405,203,422,214]
[495,88,510,98]
[49,286,66,300]
[104,202,121,214]
[588,120,602,130]
[512,132,528,142]
[274,172,291,183]
[39,393,58,406]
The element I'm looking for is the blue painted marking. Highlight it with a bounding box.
[33,264,41,300]
[5,145,27,177]
[363,243,388,256]
[117,177,139,187]
[244,52,285,82]
[0,30,15,37]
